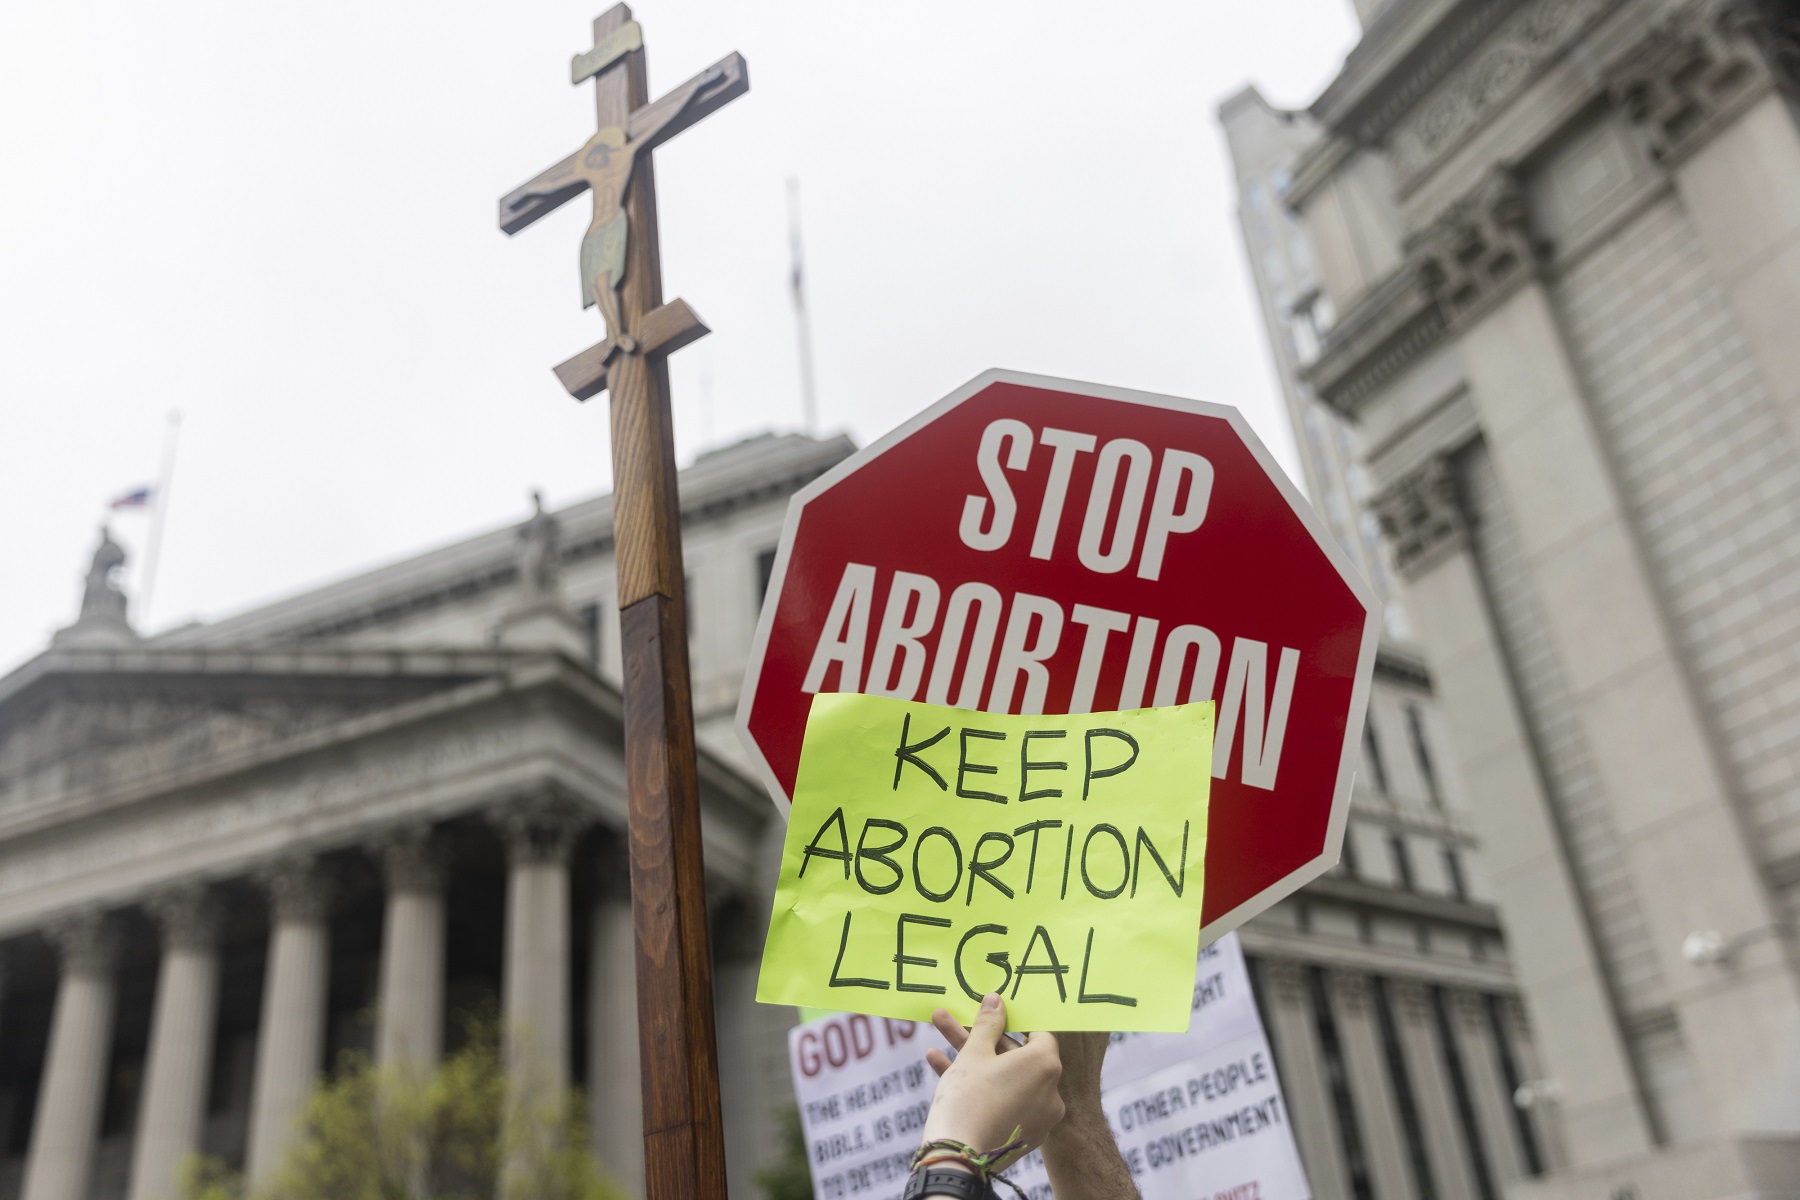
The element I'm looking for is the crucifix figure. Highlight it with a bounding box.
[498,10,747,1200]
[511,64,725,363]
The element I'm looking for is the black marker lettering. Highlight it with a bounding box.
[912,827,964,903]
[1077,927,1138,1007]
[1010,925,1069,1003]
[1018,729,1068,802]
[965,831,1016,905]
[828,911,888,990]
[800,807,852,880]
[894,914,951,994]
[953,924,1012,1002]
[893,712,950,791]
[1012,820,1063,894]
[957,728,1008,804]
[855,818,908,895]
[1081,729,1141,801]
[1081,824,1130,899]
[1131,821,1188,898]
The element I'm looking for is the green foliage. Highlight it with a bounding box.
[754,1104,814,1200]
[182,1015,622,1200]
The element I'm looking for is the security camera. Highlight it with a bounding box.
[1682,930,1729,967]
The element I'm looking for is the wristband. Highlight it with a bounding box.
[903,1166,991,1200]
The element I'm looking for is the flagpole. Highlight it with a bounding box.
[787,176,820,434]
[139,410,182,628]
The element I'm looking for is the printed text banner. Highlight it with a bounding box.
[757,693,1214,1031]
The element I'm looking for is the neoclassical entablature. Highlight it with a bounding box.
[0,645,770,939]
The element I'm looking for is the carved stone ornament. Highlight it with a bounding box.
[1606,0,1799,164]
[1327,969,1372,1015]
[46,910,117,975]
[1408,166,1545,323]
[259,857,333,923]
[148,885,220,951]
[491,790,593,866]
[1372,454,1468,578]
[1263,958,1310,1006]
[1450,987,1492,1027]
[1389,977,1435,1022]
[1387,0,1621,192]
[377,825,448,893]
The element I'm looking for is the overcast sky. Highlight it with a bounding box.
[0,0,1359,673]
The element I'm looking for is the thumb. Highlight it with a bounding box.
[966,992,1008,1055]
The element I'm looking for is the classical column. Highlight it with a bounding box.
[1447,991,1525,1185]
[20,912,117,1200]
[1388,980,1481,1200]
[1260,960,1351,1200]
[588,834,644,1198]
[376,827,447,1074]
[1373,452,1653,1165]
[1500,993,1567,1171]
[128,888,222,1200]
[494,795,589,1118]
[245,859,333,1186]
[1449,244,1800,1137]
[1326,971,1418,1200]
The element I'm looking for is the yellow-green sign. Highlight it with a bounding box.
[757,693,1214,1031]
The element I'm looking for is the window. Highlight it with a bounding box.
[1247,180,1270,211]
[754,547,778,612]
[1407,704,1443,807]
[1363,723,1390,794]
[579,602,601,668]
[1389,833,1415,891]
[1341,827,1361,878]
[1443,846,1469,902]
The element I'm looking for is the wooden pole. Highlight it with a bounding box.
[589,7,729,1198]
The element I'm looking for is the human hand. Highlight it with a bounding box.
[921,993,1064,1170]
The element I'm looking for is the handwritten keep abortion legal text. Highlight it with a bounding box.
[757,692,1214,1031]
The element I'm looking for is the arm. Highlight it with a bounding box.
[920,994,1064,1178]
[928,1016,1139,1200]
[1038,1032,1138,1200]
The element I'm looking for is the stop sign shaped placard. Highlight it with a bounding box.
[737,370,1380,939]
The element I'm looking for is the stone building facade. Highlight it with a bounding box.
[1236,0,1800,1196]
[1223,84,1558,1200]
[2,425,1545,1200]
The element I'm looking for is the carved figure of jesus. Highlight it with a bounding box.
[519,67,724,361]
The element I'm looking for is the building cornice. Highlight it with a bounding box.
[155,434,854,650]
[1307,264,1449,415]
[1602,0,1798,165]
[1371,453,1469,579]
[1310,0,1517,146]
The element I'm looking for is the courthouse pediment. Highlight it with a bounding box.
[0,647,524,818]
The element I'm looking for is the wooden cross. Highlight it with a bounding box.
[498,9,745,1199]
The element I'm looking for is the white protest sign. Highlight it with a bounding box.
[784,934,1311,1200]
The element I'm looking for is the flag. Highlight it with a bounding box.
[109,485,153,510]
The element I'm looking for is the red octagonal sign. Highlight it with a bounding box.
[737,370,1380,940]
